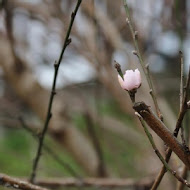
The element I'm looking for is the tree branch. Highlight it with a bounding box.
[136,114,190,189]
[151,66,190,189]
[30,0,82,183]
[133,101,190,168]
[123,0,163,120]
[0,173,49,190]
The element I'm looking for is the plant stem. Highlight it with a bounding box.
[136,114,190,189]
[30,0,82,183]
[123,0,162,120]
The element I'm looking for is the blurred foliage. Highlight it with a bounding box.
[0,100,145,181]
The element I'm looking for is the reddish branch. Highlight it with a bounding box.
[0,173,49,190]
[133,102,190,168]
[151,66,190,189]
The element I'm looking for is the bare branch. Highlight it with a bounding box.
[151,66,190,189]
[0,173,49,190]
[30,0,82,183]
[133,101,190,168]
[136,115,190,189]
[180,51,184,110]
[123,0,163,120]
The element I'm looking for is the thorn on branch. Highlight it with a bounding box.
[154,149,158,154]
[71,12,75,19]
[66,38,72,46]
[52,90,56,95]
[54,63,58,69]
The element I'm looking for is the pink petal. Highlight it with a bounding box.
[134,69,141,87]
[123,71,136,90]
[118,75,125,89]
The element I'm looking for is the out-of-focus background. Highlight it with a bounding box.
[0,0,189,189]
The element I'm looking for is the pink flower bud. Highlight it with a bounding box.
[118,69,141,91]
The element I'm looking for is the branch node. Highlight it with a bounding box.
[71,12,75,19]
[135,111,142,118]
[134,31,138,39]
[126,18,130,24]
[54,63,58,69]
[145,63,150,69]
[187,100,190,109]
[172,171,176,175]
[66,38,72,46]
[52,90,56,95]
[132,50,138,56]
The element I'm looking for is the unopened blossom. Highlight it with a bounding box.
[118,69,141,91]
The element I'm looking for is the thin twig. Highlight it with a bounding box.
[123,0,163,120]
[133,102,190,168]
[151,66,190,190]
[18,117,79,178]
[179,51,188,151]
[180,51,184,111]
[177,112,190,190]
[30,0,82,183]
[136,114,190,189]
[176,166,188,190]
[0,173,49,190]
[181,126,187,148]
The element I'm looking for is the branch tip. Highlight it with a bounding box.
[114,61,123,79]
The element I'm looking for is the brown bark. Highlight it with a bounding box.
[0,173,49,190]
[133,101,190,168]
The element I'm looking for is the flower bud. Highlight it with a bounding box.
[118,69,141,91]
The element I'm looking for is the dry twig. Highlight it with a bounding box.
[123,0,163,120]
[0,173,49,190]
[30,0,82,183]
[133,102,190,169]
[151,66,190,190]
[135,114,190,189]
